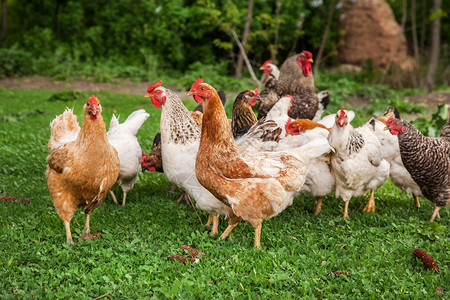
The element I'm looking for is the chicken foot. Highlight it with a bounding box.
[362,190,375,214]
[429,205,441,222]
[109,190,128,207]
[315,197,323,215]
[210,216,219,236]
[177,192,193,206]
[413,195,420,208]
[220,224,238,240]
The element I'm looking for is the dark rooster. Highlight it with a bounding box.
[275,51,319,120]
[231,89,261,140]
[386,115,449,222]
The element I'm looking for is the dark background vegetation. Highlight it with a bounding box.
[0,0,449,91]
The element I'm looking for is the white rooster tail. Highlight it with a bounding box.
[109,114,120,130]
[48,108,80,151]
[121,109,150,136]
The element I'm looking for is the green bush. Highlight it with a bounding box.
[0,48,34,78]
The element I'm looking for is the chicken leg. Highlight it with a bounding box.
[254,222,262,250]
[85,213,91,235]
[315,197,323,215]
[121,192,127,207]
[343,201,350,218]
[429,205,441,222]
[413,195,420,208]
[64,221,73,244]
[362,190,375,214]
[206,215,214,226]
[220,223,238,240]
[210,216,219,236]
[177,192,193,206]
[109,190,119,205]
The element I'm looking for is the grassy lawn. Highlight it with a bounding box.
[0,88,448,299]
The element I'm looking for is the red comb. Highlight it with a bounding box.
[386,117,394,124]
[285,95,293,102]
[339,106,345,119]
[301,50,313,58]
[262,60,272,67]
[285,118,292,132]
[88,95,99,105]
[254,88,260,96]
[190,78,203,91]
[147,81,162,93]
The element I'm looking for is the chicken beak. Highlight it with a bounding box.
[142,166,147,172]
[256,95,263,102]
[338,119,345,126]
[308,58,314,63]
[383,126,389,131]
[259,66,265,70]
[187,91,194,96]
[144,93,152,99]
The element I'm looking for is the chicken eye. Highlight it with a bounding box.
[157,91,161,94]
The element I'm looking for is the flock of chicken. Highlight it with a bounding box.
[46,51,449,248]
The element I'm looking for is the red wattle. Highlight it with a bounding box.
[152,98,162,109]
[90,113,97,120]
[302,62,312,77]
[194,95,203,103]
[149,167,156,172]
[249,99,256,106]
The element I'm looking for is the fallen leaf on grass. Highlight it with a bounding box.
[413,248,439,273]
[436,286,444,294]
[79,232,102,242]
[328,271,350,277]
[0,196,31,204]
[169,254,200,264]
[284,235,298,240]
[180,245,207,257]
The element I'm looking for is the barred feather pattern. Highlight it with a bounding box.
[346,129,365,155]
[397,122,450,207]
[287,91,319,120]
[161,89,200,144]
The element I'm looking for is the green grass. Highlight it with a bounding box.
[0,88,448,299]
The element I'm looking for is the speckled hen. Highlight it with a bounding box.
[386,115,449,222]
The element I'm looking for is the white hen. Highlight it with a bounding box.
[145,81,228,235]
[107,109,149,207]
[328,107,390,217]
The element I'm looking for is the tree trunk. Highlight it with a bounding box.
[419,0,427,57]
[235,0,254,79]
[314,0,336,74]
[270,0,282,62]
[53,1,61,36]
[411,0,419,63]
[0,0,7,44]
[424,0,442,92]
